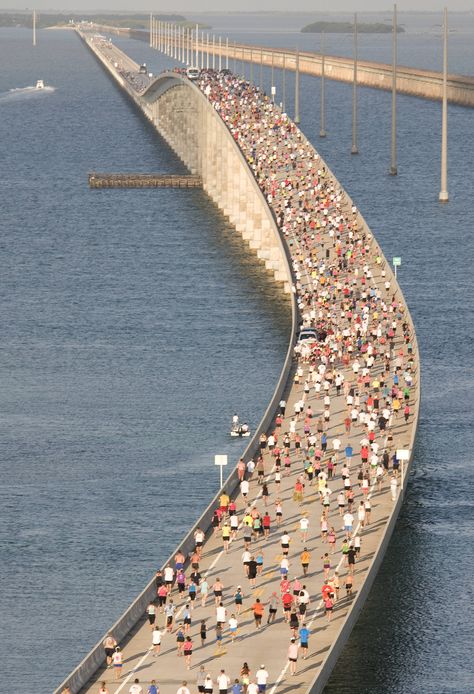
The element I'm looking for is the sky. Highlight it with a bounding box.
[0,2,473,13]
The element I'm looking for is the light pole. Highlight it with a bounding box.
[351,13,359,154]
[390,3,398,174]
[320,32,326,137]
[439,7,449,202]
[294,47,300,124]
[270,52,276,103]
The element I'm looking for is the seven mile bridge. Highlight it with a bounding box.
[56,29,420,694]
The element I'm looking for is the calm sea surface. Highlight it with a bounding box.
[0,13,473,693]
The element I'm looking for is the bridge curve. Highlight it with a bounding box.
[55,31,420,694]
[140,71,293,292]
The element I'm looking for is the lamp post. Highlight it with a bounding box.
[320,32,326,137]
[439,7,449,202]
[351,13,359,154]
[390,4,398,174]
[294,47,300,124]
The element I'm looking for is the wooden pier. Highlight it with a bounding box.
[88,173,203,189]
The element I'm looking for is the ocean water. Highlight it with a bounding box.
[0,16,473,694]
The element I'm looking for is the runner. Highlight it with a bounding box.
[251,598,264,629]
[151,624,162,656]
[183,636,193,669]
[300,547,311,576]
[287,637,299,675]
[111,647,122,680]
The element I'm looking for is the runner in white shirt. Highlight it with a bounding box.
[299,517,309,543]
[152,626,162,656]
[281,533,291,555]
[164,565,174,585]
[228,615,238,642]
[255,666,269,691]
[217,670,230,694]
[129,680,142,694]
[343,512,354,537]
[216,603,226,624]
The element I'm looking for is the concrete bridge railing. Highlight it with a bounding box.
[140,73,294,291]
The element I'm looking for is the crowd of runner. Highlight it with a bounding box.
[82,67,417,694]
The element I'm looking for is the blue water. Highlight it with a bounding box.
[0,15,473,694]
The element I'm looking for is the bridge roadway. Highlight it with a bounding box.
[62,34,419,694]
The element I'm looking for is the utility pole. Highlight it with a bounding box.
[320,32,326,137]
[351,13,359,154]
[390,4,398,174]
[271,51,274,97]
[195,24,199,67]
[294,48,300,124]
[439,7,449,202]
[33,10,36,47]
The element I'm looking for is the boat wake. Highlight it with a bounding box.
[0,85,56,103]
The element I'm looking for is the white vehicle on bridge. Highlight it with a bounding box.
[297,327,318,343]
[186,67,200,81]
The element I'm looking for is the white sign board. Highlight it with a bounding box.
[392,257,402,267]
[396,449,410,461]
[215,455,228,466]
[271,86,276,96]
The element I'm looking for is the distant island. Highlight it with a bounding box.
[301,21,404,34]
[0,13,197,30]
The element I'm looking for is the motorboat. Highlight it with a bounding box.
[230,427,251,438]
[36,80,45,89]
[230,416,250,437]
